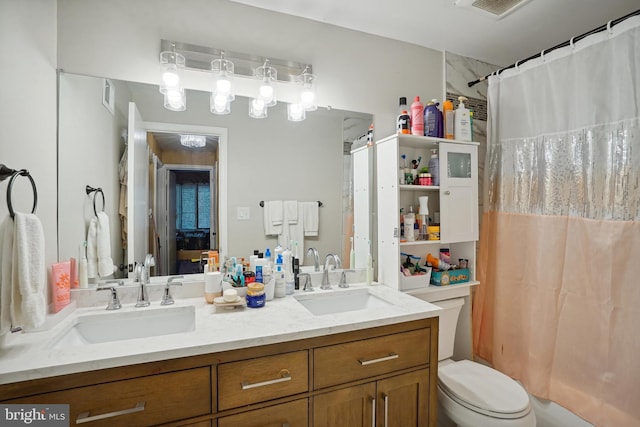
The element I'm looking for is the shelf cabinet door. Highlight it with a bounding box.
[376,368,430,427]
[313,383,376,427]
[376,138,401,288]
[439,142,478,243]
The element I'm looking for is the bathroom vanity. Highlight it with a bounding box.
[0,284,440,426]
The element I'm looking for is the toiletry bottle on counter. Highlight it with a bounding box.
[274,254,286,298]
[443,99,454,139]
[78,241,88,288]
[454,96,472,141]
[410,96,424,136]
[349,236,356,268]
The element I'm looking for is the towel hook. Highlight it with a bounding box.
[4,169,38,219]
[86,185,105,216]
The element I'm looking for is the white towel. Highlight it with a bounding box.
[302,202,319,236]
[263,200,283,235]
[86,217,98,278]
[284,200,298,224]
[12,213,46,330]
[278,203,305,259]
[0,217,14,334]
[96,212,114,277]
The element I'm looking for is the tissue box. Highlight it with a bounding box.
[400,267,432,291]
[430,268,470,286]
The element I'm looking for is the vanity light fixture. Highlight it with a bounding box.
[255,59,277,107]
[299,66,317,112]
[180,134,206,148]
[287,103,306,122]
[210,52,234,115]
[159,44,186,111]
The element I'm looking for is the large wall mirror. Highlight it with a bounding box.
[58,72,372,280]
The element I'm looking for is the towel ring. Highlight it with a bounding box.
[6,170,38,219]
[86,185,105,216]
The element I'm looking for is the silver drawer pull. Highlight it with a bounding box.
[369,396,376,427]
[76,401,145,424]
[241,369,291,390]
[383,393,389,427]
[359,352,399,366]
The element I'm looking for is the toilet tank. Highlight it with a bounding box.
[432,298,465,361]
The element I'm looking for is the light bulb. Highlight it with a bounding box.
[162,65,180,88]
[301,89,315,110]
[252,99,265,113]
[259,83,274,102]
[287,103,305,122]
[216,78,231,96]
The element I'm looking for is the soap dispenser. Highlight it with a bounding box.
[454,96,472,142]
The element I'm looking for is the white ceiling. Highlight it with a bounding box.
[229,0,639,66]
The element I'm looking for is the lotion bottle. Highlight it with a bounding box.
[410,96,424,136]
[454,96,472,141]
[443,99,454,139]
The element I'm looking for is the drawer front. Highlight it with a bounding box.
[313,328,430,389]
[218,398,308,427]
[218,350,308,410]
[7,367,211,426]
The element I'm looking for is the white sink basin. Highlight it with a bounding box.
[294,288,391,316]
[53,305,196,348]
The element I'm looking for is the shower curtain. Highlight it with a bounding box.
[473,15,640,427]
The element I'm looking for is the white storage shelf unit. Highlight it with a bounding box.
[376,133,480,293]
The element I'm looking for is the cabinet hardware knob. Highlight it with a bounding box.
[241,369,291,390]
[444,190,451,195]
[76,401,145,424]
[358,352,399,366]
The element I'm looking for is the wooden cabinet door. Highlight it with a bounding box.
[376,368,430,427]
[218,398,307,427]
[313,383,376,427]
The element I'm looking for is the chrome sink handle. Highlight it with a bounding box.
[299,273,313,292]
[161,275,184,306]
[338,270,349,288]
[96,286,122,310]
[321,253,342,290]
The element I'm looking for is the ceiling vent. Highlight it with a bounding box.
[455,0,531,19]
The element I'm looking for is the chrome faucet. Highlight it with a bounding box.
[306,247,320,272]
[161,276,183,305]
[96,280,124,310]
[299,273,313,292]
[134,254,155,307]
[321,253,342,290]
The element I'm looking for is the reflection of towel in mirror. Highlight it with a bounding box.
[302,202,319,236]
[284,200,298,224]
[0,213,46,333]
[96,212,114,277]
[263,200,283,235]
[86,217,98,279]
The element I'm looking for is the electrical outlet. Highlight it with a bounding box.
[237,206,250,220]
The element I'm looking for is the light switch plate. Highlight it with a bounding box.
[237,206,250,220]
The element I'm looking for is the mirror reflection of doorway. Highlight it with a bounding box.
[149,130,220,276]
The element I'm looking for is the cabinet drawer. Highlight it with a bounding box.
[218,350,308,410]
[7,367,211,427]
[313,328,430,389]
[218,398,308,427]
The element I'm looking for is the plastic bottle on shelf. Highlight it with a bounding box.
[443,99,455,139]
[367,123,374,146]
[397,97,410,134]
[454,96,472,142]
[424,99,443,138]
[410,96,424,136]
[428,149,440,186]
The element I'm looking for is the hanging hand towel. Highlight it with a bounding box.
[263,200,283,235]
[12,213,46,330]
[96,212,114,277]
[284,200,298,224]
[0,217,14,335]
[302,202,319,237]
[86,217,98,278]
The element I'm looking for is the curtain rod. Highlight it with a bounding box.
[467,8,640,88]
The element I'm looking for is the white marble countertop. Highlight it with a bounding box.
[0,283,442,386]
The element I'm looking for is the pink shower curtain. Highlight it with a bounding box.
[473,15,640,427]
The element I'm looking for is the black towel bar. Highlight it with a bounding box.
[259,200,323,207]
[86,185,105,216]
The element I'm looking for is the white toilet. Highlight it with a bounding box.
[424,297,536,427]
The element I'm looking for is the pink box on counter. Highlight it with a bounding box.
[52,261,71,313]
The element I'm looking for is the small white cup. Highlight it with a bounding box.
[223,288,238,302]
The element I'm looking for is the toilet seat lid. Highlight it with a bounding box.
[438,360,530,417]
